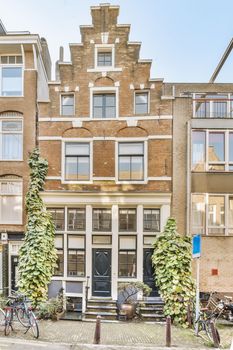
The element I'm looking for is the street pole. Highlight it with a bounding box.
[195,257,200,335]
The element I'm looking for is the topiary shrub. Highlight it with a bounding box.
[17,148,57,305]
[152,217,195,326]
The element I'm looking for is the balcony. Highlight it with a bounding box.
[193,93,233,118]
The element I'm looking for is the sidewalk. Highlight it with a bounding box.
[0,337,211,350]
[0,319,232,349]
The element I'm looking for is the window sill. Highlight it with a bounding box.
[87,67,122,73]
[62,180,93,184]
[116,180,148,184]
[0,159,23,162]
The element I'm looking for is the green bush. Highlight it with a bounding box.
[152,218,195,326]
[17,149,57,305]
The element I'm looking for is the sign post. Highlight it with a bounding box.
[192,234,201,335]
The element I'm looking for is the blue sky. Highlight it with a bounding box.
[1,0,233,82]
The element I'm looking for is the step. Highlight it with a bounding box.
[85,311,117,320]
[86,306,117,313]
[141,314,166,322]
[140,306,163,310]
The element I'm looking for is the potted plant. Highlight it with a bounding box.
[118,281,151,320]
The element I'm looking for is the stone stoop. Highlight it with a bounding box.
[84,299,118,321]
[139,298,165,322]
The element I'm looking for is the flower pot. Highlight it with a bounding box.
[120,303,136,320]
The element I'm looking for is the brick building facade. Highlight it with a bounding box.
[38,4,172,312]
[0,23,50,292]
[164,82,233,294]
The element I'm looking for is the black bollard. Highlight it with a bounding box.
[166,315,171,347]
[209,321,220,348]
[93,315,101,344]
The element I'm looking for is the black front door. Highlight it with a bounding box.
[11,255,19,291]
[92,249,111,297]
[143,248,159,297]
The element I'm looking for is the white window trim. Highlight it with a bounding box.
[60,93,75,116]
[0,54,24,97]
[0,179,23,224]
[191,193,233,236]
[90,86,119,119]
[134,90,150,115]
[61,140,93,184]
[115,139,148,184]
[191,129,233,172]
[0,117,23,161]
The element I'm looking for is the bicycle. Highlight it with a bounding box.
[3,291,39,339]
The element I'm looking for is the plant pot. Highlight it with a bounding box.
[120,303,136,320]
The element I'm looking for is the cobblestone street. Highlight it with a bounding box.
[0,319,232,349]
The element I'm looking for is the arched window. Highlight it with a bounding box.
[0,112,23,160]
[0,175,22,224]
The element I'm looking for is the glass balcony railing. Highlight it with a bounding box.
[193,93,233,118]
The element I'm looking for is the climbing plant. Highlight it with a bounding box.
[152,218,195,326]
[17,149,57,305]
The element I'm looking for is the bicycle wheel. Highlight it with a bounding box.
[0,308,5,328]
[205,321,221,344]
[4,309,12,336]
[29,311,39,339]
[16,308,30,327]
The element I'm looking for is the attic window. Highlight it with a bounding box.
[97,52,112,67]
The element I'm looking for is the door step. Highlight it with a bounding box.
[139,298,165,322]
[84,299,118,321]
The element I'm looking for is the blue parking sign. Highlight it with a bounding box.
[192,234,201,258]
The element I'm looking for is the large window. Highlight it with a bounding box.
[93,208,112,232]
[54,235,64,276]
[118,142,144,181]
[119,208,136,232]
[191,193,233,236]
[67,235,85,277]
[0,118,23,160]
[65,143,90,181]
[135,92,149,114]
[193,94,232,118]
[192,130,233,172]
[118,236,136,278]
[61,94,74,116]
[67,208,85,231]
[48,208,65,231]
[93,93,116,119]
[143,209,160,232]
[0,56,23,96]
[0,180,22,224]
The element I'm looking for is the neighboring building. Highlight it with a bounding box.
[0,23,51,293]
[164,83,233,294]
[38,3,172,313]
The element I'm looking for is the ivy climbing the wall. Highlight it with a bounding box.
[152,218,195,326]
[17,149,57,305]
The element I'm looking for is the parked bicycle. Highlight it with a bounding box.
[192,292,223,344]
[0,290,39,338]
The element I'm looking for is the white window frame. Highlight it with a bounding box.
[0,116,23,161]
[60,93,75,116]
[0,179,23,224]
[134,90,150,115]
[0,55,24,97]
[90,86,119,120]
[191,193,233,236]
[61,139,93,184]
[191,129,233,172]
[115,139,148,184]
